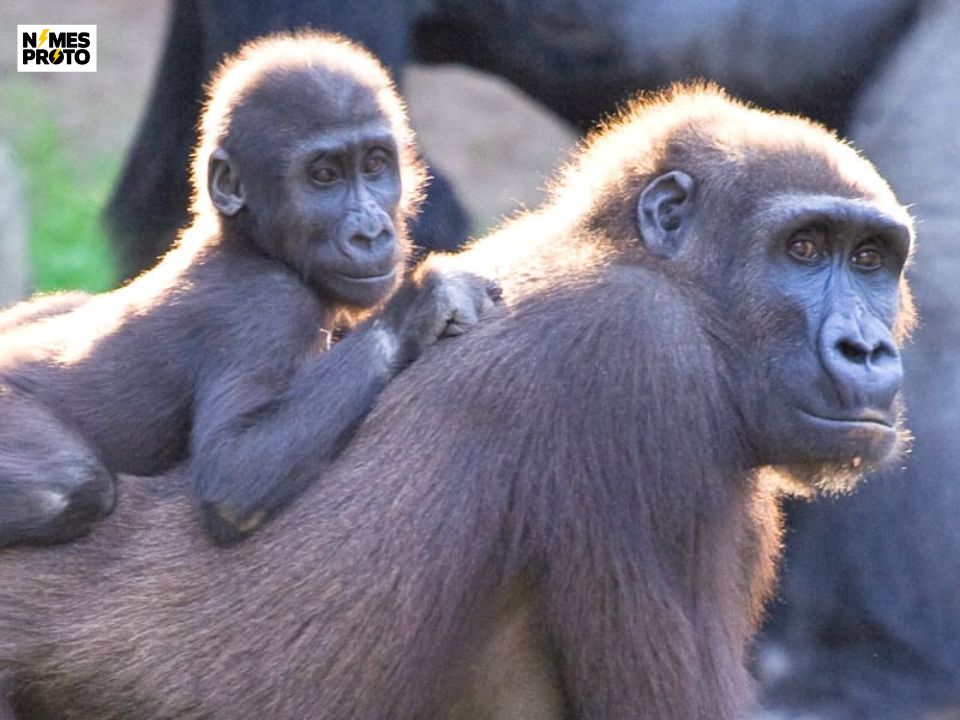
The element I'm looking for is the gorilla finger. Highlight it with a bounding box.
[485,280,503,303]
[440,321,465,338]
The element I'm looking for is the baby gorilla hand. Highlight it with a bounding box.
[422,267,501,339]
[380,259,501,367]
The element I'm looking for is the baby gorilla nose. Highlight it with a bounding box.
[339,206,396,268]
[347,229,392,254]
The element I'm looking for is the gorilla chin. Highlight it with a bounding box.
[766,404,908,496]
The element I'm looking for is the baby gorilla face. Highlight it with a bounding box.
[238,120,405,311]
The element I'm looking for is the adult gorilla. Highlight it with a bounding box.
[0,86,916,720]
[107,0,918,277]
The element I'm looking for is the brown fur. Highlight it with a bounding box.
[0,85,913,719]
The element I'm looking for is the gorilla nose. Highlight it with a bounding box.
[819,312,903,411]
[342,207,394,259]
[347,229,390,252]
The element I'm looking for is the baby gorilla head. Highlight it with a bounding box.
[193,32,426,311]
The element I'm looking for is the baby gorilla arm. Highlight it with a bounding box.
[193,264,498,544]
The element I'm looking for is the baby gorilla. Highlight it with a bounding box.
[0,32,496,546]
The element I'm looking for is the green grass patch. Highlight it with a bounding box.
[1,81,118,293]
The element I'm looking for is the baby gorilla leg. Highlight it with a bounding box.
[0,390,116,547]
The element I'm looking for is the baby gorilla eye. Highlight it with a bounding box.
[851,243,884,270]
[787,227,825,263]
[309,163,339,186]
[363,149,390,176]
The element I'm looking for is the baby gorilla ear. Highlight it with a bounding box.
[637,170,696,258]
[208,148,246,217]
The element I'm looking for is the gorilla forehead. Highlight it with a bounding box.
[646,93,892,200]
[227,68,390,143]
[555,83,902,227]
[202,32,407,149]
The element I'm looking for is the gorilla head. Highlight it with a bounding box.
[195,34,426,311]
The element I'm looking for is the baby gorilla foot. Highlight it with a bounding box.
[200,500,267,547]
[0,460,116,547]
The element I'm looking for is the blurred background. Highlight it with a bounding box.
[2,1,959,719]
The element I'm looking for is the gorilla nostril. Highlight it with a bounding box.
[871,342,898,363]
[837,339,868,365]
[348,233,374,251]
[347,229,392,253]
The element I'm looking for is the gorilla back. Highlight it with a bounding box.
[0,86,914,720]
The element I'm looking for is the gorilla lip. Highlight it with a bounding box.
[332,270,397,284]
[798,410,894,430]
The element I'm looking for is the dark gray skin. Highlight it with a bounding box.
[740,196,908,470]
[0,33,496,548]
[108,0,918,276]
[0,86,914,720]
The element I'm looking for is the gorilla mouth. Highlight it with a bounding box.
[799,410,894,430]
[332,270,397,284]
[788,408,900,468]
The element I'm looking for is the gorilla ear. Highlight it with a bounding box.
[637,171,696,258]
[208,148,246,217]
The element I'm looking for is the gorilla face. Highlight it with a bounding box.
[747,195,911,477]
[215,118,406,311]
[634,168,913,485]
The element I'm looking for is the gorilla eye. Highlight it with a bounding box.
[787,228,825,263]
[363,150,390,176]
[852,244,884,270]
[309,164,340,186]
